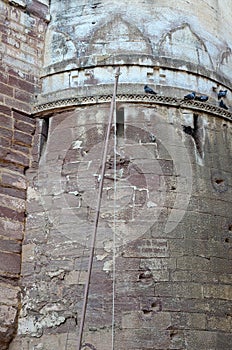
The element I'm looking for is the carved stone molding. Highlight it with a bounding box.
[33,94,232,121]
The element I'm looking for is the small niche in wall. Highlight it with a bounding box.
[116,107,124,145]
[39,117,50,159]
[211,171,228,193]
[182,113,205,161]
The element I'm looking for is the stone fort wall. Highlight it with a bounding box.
[0,0,231,349]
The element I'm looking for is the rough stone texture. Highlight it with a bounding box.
[3,0,232,349]
[9,104,232,349]
[0,0,48,348]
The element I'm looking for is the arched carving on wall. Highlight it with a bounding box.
[220,46,232,64]
[86,14,153,59]
[43,28,77,67]
[218,45,232,80]
[158,23,214,69]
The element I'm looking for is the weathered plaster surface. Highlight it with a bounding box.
[40,0,232,101]
[5,0,232,349]
[10,104,232,349]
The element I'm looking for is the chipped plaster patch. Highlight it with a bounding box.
[103,240,113,253]
[47,270,65,279]
[103,260,113,273]
[72,140,83,149]
[96,253,108,261]
[18,313,66,337]
[147,201,157,208]
[27,187,40,201]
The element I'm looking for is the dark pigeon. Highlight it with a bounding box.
[184,92,195,100]
[195,95,209,102]
[144,85,157,94]
[219,99,228,110]
[149,134,156,142]
[218,90,227,99]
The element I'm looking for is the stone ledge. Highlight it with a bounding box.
[42,55,232,89]
[33,94,232,122]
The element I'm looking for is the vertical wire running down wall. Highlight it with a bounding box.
[77,68,120,350]
[111,92,118,350]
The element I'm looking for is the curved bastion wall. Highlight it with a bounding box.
[7,0,232,349]
[37,0,232,105]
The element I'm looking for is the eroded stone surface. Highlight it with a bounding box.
[9,104,232,349]
[2,0,232,349]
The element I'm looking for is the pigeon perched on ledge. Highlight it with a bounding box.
[184,92,196,100]
[218,90,227,99]
[144,85,157,94]
[195,95,209,102]
[149,133,156,142]
[219,99,228,110]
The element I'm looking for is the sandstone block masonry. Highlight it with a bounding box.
[9,104,232,350]
[0,1,49,348]
[1,0,232,349]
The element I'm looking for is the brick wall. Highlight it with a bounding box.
[0,1,48,348]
